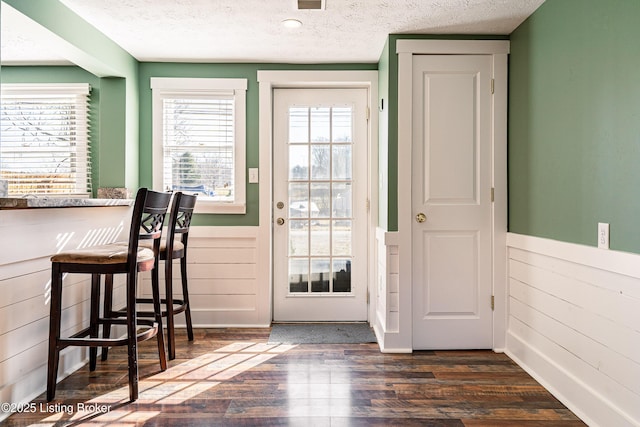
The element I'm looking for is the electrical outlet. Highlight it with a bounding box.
[598,223,609,249]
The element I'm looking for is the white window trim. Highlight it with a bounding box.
[151,77,247,214]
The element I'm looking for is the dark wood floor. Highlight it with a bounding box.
[5,328,586,426]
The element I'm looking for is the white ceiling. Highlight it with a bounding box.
[1,0,545,65]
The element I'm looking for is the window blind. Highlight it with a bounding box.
[162,96,235,201]
[0,83,91,196]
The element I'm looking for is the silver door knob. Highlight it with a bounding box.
[415,213,427,223]
[276,217,285,226]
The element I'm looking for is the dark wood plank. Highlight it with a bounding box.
[3,328,586,426]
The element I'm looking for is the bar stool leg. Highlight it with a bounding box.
[101,272,167,371]
[89,274,101,371]
[181,256,194,342]
[101,274,114,361]
[47,263,63,402]
[166,257,176,360]
[125,270,139,402]
[150,262,167,370]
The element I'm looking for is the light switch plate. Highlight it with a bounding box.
[248,168,259,184]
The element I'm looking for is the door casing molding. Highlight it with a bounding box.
[395,40,509,351]
[257,70,379,323]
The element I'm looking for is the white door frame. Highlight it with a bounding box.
[257,70,379,323]
[396,40,509,351]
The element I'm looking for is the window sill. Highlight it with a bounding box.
[195,201,246,214]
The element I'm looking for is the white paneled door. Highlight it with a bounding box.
[412,55,493,349]
[273,88,368,321]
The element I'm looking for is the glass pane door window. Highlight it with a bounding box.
[273,87,368,322]
[286,106,354,294]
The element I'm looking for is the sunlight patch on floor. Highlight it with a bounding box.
[31,341,295,426]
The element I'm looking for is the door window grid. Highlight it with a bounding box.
[287,106,354,294]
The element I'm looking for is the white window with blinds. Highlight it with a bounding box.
[151,78,247,214]
[0,83,91,197]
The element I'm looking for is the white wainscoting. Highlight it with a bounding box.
[0,220,268,422]
[0,206,130,422]
[140,226,269,327]
[506,233,640,427]
[373,228,410,352]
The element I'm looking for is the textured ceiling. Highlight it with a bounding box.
[1,0,545,65]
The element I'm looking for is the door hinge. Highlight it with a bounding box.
[491,187,495,202]
[366,106,370,121]
[491,295,495,311]
[491,79,495,94]
[366,198,370,212]
[367,289,370,304]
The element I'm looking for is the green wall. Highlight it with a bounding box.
[377,39,391,230]
[0,68,130,192]
[138,63,377,227]
[509,0,640,253]
[4,0,524,233]
[2,1,376,226]
[3,0,140,190]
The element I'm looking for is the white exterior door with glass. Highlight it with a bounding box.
[273,88,369,321]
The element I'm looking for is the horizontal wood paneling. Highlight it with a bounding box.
[0,207,128,266]
[373,228,408,352]
[509,252,640,331]
[188,246,257,263]
[510,270,640,366]
[140,226,267,327]
[1,274,90,334]
[0,207,129,422]
[0,259,49,296]
[143,278,257,298]
[509,299,640,404]
[1,213,269,422]
[506,233,640,427]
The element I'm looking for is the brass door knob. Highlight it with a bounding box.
[276,217,285,226]
[415,213,427,223]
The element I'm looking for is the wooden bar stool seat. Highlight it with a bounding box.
[46,188,171,403]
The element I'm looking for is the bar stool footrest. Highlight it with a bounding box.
[57,320,158,350]
[111,298,188,318]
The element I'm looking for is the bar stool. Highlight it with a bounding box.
[156,192,197,360]
[46,188,171,402]
[103,192,197,360]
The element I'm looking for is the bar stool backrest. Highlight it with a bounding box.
[176,192,197,232]
[136,190,173,270]
[140,190,173,241]
[167,192,197,251]
[125,188,150,272]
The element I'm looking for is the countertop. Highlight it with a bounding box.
[0,197,132,210]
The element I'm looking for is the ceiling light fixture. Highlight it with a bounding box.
[281,18,303,29]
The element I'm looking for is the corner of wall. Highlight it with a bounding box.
[373,227,411,353]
